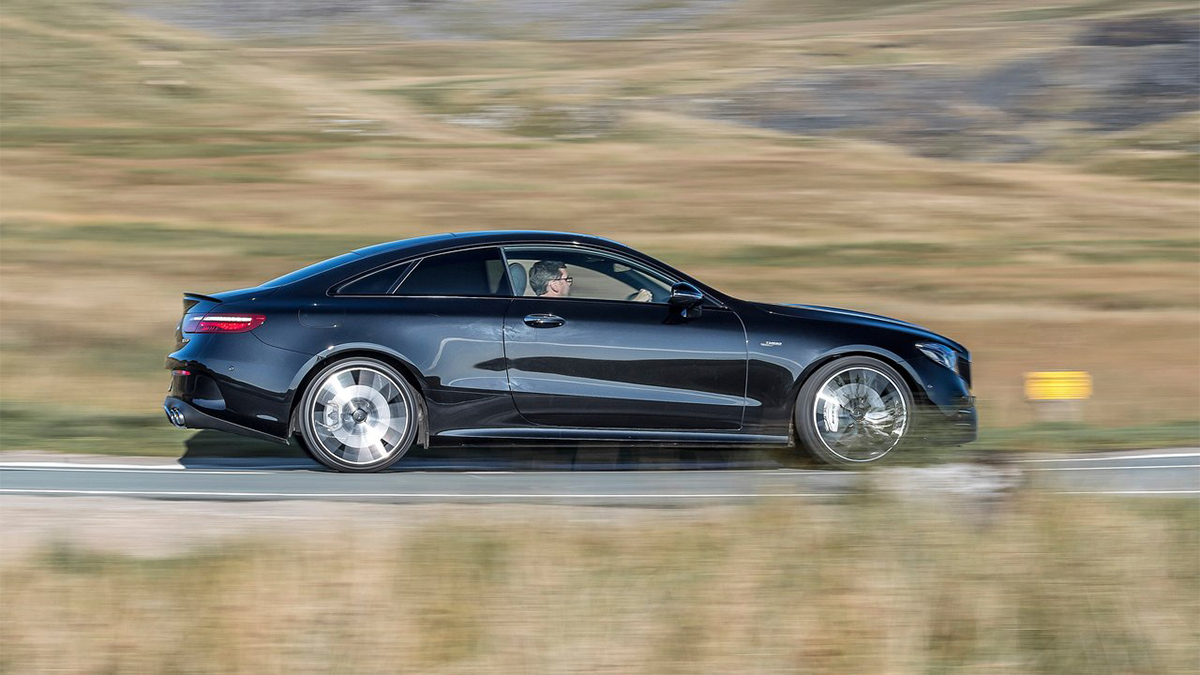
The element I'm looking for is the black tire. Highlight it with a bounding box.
[794,356,914,466]
[297,358,420,472]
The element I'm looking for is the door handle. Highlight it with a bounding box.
[524,313,565,328]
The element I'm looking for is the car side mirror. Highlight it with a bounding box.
[668,282,705,319]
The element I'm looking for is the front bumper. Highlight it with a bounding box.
[917,401,977,446]
[902,355,977,446]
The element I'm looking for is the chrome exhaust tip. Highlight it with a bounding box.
[164,405,186,428]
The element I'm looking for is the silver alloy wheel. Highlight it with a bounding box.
[308,365,412,466]
[811,366,909,462]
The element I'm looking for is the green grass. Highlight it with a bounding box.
[972,420,1200,454]
[667,237,1200,270]
[69,141,346,160]
[999,0,1188,22]
[0,402,189,456]
[124,166,296,185]
[1088,154,1200,183]
[706,0,966,28]
[1,219,380,260]
[0,126,366,159]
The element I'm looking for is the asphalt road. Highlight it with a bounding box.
[0,449,1196,505]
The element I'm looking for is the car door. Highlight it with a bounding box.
[501,246,748,430]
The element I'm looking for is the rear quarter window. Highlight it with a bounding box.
[397,247,510,297]
[335,262,414,295]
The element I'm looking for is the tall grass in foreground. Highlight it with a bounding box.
[2,494,1197,674]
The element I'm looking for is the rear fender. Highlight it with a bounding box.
[286,343,430,448]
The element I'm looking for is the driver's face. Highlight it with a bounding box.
[545,267,572,297]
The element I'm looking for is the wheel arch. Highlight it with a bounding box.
[786,346,925,463]
[286,343,430,448]
[790,346,927,410]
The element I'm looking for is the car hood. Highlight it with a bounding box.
[751,302,968,354]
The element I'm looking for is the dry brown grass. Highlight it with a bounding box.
[0,0,1197,450]
[2,494,1197,673]
[4,137,1195,426]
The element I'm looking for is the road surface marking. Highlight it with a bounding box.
[1016,452,1199,463]
[0,463,826,475]
[0,462,190,470]
[0,488,848,499]
[5,487,1195,499]
[1026,464,1200,472]
[1052,490,1200,495]
[0,467,264,475]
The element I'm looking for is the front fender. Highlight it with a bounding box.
[792,344,923,400]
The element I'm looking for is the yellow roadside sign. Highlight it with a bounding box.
[1025,371,1092,401]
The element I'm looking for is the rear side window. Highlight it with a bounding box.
[397,247,510,297]
[336,262,413,295]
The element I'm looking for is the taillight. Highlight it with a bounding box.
[183,313,266,333]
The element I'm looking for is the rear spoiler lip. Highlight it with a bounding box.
[184,292,223,304]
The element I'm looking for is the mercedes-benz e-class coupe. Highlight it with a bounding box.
[165,231,975,471]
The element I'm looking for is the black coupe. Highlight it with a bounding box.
[165,231,975,471]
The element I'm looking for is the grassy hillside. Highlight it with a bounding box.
[1,0,1197,454]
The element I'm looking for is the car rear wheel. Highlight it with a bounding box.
[298,358,419,472]
[795,356,913,466]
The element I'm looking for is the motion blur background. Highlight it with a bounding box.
[1,1,1197,672]
[1,0,1197,453]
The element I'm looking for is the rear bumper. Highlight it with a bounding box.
[163,396,289,445]
[165,331,314,439]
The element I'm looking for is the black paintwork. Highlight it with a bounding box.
[164,231,976,449]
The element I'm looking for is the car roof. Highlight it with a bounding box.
[352,230,625,258]
[269,229,731,304]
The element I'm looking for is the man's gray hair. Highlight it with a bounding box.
[529,260,566,296]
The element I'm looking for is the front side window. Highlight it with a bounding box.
[396,247,509,297]
[503,246,674,303]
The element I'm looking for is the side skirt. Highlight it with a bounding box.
[437,427,789,445]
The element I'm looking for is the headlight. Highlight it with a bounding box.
[916,342,958,372]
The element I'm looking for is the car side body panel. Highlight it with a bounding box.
[503,298,748,430]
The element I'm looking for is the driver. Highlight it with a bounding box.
[529,259,652,302]
[530,260,571,297]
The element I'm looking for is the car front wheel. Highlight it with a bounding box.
[795,356,913,466]
[297,358,419,472]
